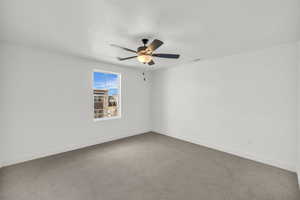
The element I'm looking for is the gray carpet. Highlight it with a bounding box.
[0,132,299,200]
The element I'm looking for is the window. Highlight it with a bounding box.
[93,70,121,120]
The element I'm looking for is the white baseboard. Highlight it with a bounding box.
[1,131,150,167]
[154,131,295,172]
[298,168,300,189]
[2,130,297,173]
[298,174,300,189]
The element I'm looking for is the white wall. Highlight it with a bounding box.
[151,43,298,171]
[0,43,151,167]
[297,41,300,184]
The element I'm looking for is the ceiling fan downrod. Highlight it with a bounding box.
[142,38,149,47]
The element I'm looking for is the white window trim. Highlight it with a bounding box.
[92,69,122,121]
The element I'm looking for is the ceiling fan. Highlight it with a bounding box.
[110,39,180,66]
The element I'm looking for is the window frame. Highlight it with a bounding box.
[92,69,122,121]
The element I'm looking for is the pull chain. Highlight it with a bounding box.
[142,65,150,81]
[142,71,146,81]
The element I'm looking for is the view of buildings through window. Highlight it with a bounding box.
[93,71,120,119]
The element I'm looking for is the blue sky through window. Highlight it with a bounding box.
[93,72,120,95]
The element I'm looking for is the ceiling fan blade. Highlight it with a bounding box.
[110,44,137,53]
[117,56,137,61]
[147,39,164,52]
[148,60,155,65]
[152,53,180,59]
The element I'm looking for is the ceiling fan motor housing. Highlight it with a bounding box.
[137,46,147,54]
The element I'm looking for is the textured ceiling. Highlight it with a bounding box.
[1,0,300,69]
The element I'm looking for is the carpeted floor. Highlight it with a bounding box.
[0,132,299,200]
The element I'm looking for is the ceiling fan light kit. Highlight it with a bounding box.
[137,54,152,63]
[111,39,180,66]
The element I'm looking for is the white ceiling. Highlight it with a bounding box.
[1,0,300,69]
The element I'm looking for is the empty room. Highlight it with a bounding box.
[1,0,300,199]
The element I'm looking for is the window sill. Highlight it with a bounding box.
[93,116,121,122]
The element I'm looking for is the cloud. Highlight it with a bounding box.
[93,72,120,90]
